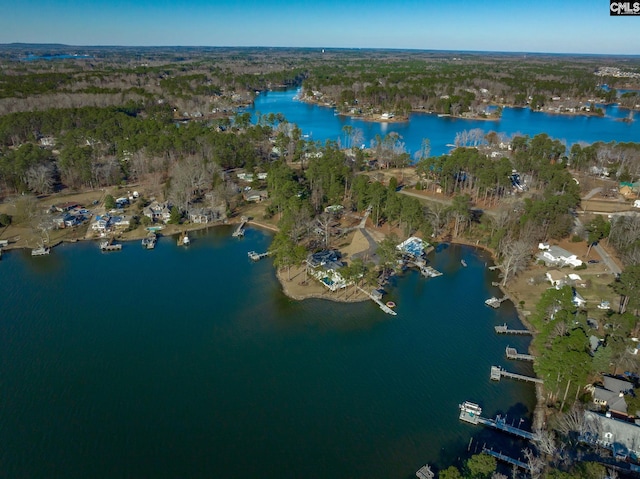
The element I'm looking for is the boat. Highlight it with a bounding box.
[142,233,157,250]
[177,231,190,246]
[386,301,396,308]
[31,245,50,256]
[461,259,467,267]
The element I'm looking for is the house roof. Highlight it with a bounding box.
[547,245,575,259]
[584,411,640,454]
[594,387,628,414]
[604,376,635,394]
[546,269,566,282]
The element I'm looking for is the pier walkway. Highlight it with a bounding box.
[494,323,531,335]
[357,286,397,316]
[458,401,536,441]
[248,251,269,261]
[505,346,535,361]
[482,448,531,471]
[491,366,543,384]
[232,216,248,237]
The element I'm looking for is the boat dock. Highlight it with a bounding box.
[494,323,531,335]
[458,401,536,441]
[415,464,434,479]
[232,216,248,237]
[505,346,534,361]
[248,251,269,261]
[31,246,50,256]
[420,265,442,278]
[142,233,157,250]
[490,366,543,384]
[485,296,508,308]
[100,241,122,252]
[357,286,397,315]
[482,448,531,471]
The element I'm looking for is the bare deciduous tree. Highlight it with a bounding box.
[522,448,544,479]
[499,236,532,286]
[25,163,55,194]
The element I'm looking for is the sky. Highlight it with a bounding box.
[1,0,639,55]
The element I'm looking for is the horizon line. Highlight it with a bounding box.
[2,42,640,58]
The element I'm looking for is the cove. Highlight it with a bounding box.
[246,88,640,156]
[0,229,535,478]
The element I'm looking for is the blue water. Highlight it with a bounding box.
[21,54,92,61]
[0,229,535,478]
[246,89,640,156]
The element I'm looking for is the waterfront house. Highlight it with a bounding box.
[188,208,215,224]
[143,201,172,223]
[592,376,635,416]
[582,411,640,461]
[397,237,429,259]
[537,245,583,267]
[306,250,346,292]
[91,215,112,232]
[53,213,82,229]
[111,216,130,228]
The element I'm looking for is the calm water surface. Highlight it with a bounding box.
[247,88,640,156]
[0,228,535,478]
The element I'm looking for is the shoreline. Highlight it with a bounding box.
[4,204,545,429]
[443,236,546,430]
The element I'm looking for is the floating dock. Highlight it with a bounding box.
[248,251,269,261]
[415,464,434,479]
[505,346,535,361]
[494,323,531,335]
[458,401,536,441]
[485,296,508,308]
[142,233,157,250]
[490,366,543,384]
[31,246,50,256]
[100,242,122,252]
[419,265,442,278]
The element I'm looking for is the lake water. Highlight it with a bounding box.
[246,88,640,156]
[0,229,535,478]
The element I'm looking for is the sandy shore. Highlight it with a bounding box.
[276,264,370,303]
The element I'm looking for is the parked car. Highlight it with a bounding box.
[588,259,599,264]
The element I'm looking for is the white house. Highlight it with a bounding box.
[91,215,112,232]
[537,245,583,267]
[573,289,587,308]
